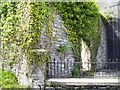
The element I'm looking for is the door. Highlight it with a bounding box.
[106,2,120,69]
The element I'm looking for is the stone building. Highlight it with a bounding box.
[1,1,120,88]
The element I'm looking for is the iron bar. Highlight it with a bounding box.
[47,61,120,78]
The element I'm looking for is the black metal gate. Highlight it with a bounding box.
[106,1,120,69]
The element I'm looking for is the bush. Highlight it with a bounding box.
[72,64,80,77]
[0,70,28,89]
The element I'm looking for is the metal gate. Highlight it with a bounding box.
[106,1,120,69]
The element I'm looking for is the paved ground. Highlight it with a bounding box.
[94,70,120,78]
[46,78,120,86]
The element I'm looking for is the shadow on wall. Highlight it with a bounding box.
[106,18,120,69]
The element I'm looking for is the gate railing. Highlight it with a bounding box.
[47,60,120,78]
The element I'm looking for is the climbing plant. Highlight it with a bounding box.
[1,2,19,69]
[53,2,100,61]
[1,2,101,77]
[0,69,30,88]
[1,2,52,76]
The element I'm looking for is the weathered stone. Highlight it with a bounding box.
[96,19,107,70]
[81,39,91,71]
[3,1,120,87]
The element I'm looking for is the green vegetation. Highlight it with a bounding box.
[1,2,51,76]
[0,3,2,15]
[53,2,100,62]
[0,70,30,89]
[1,2,101,63]
[1,2,102,81]
[0,70,22,88]
[56,45,70,53]
[72,64,94,77]
[72,64,80,77]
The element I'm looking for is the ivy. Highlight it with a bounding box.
[56,45,69,53]
[0,69,18,88]
[1,2,101,76]
[0,69,29,88]
[1,2,19,68]
[1,2,52,76]
[53,2,100,61]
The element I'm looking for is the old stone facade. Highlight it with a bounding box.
[41,14,75,77]
[96,19,107,70]
[2,1,120,88]
[2,14,108,88]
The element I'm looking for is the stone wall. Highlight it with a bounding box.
[2,15,107,88]
[2,2,116,88]
[97,1,120,69]
[43,14,75,77]
[12,58,32,86]
[47,14,107,75]
[11,13,75,87]
[96,19,107,70]
[31,63,46,88]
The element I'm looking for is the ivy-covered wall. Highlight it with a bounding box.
[1,1,103,88]
[1,2,52,87]
[53,2,100,62]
